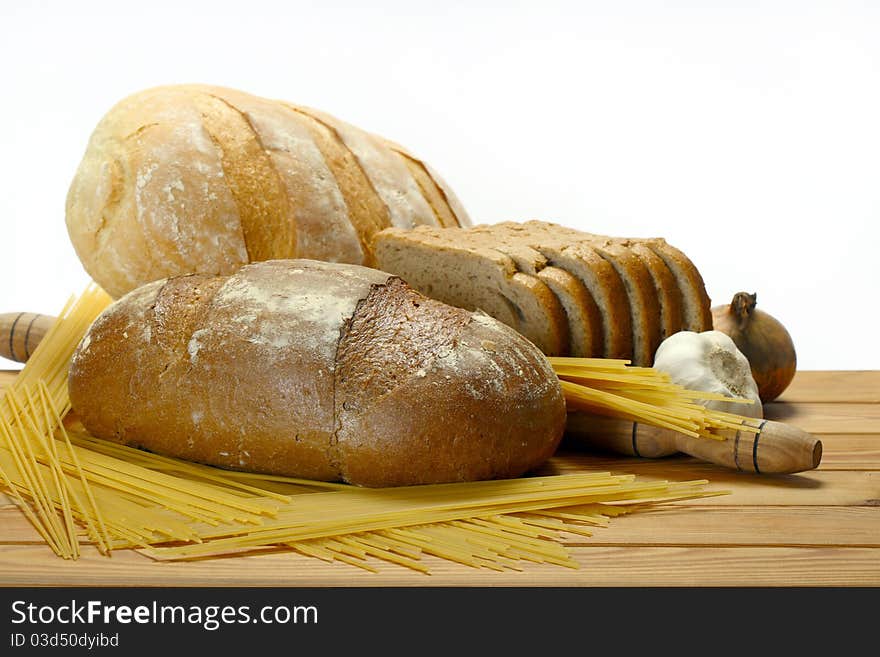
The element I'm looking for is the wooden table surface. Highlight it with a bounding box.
[1,369,878,587]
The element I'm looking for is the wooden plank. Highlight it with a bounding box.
[2,369,878,586]
[814,435,880,469]
[1,506,877,548]
[0,543,876,586]
[567,506,880,547]
[779,371,880,404]
[763,402,880,434]
[538,457,880,505]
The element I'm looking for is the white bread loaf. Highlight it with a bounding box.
[65,85,470,299]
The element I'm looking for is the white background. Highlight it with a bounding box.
[1,0,878,370]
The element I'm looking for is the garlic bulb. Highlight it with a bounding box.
[653,330,763,419]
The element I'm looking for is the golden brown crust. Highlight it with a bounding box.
[199,86,365,266]
[294,106,436,230]
[282,104,391,266]
[422,161,471,227]
[381,137,472,227]
[587,239,660,366]
[515,221,652,362]
[190,91,293,262]
[444,229,572,355]
[535,267,603,358]
[498,222,632,360]
[395,151,459,227]
[68,260,564,487]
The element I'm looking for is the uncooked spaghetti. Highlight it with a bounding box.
[550,357,759,439]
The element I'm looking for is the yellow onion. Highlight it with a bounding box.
[711,292,796,402]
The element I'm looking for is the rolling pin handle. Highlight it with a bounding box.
[739,420,823,475]
[0,313,57,363]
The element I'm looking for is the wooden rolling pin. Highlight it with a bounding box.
[567,414,822,474]
[0,313,55,363]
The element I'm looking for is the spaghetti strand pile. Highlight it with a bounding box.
[550,356,761,439]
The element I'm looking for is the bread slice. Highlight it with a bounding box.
[640,238,712,331]
[373,226,569,355]
[399,224,605,358]
[627,241,683,341]
[575,237,659,365]
[468,224,603,358]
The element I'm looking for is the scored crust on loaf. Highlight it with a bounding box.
[293,106,440,231]
[394,152,459,228]
[189,91,294,263]
[71,260,392,481]
[197,86,365,266]
[373,226,570,355]
[282,104,392,265]
[470,223,605,359]
[381,137,472,228]
[69,260,564,486]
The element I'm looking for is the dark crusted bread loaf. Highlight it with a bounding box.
[67,259,565,487]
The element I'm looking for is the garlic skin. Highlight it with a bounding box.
[653,330,763,419]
